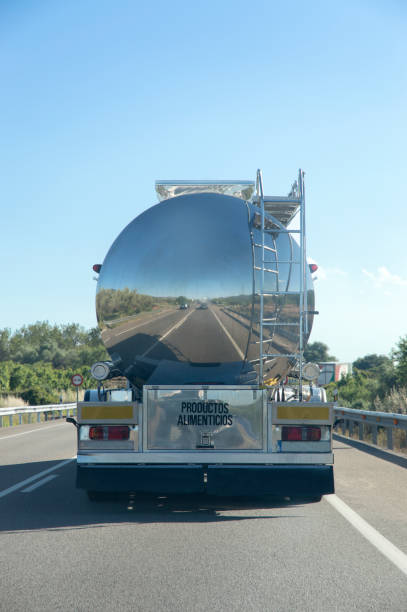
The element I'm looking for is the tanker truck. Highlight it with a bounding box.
[68,169,334,500]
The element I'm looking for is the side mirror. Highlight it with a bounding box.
[66,417,79,429]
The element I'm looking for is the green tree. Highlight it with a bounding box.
[0,329,11,361]
[327,370,380,410]
[392,335,407,387]
[304,341,336,363]
[353,354,391,372]
[0,321,107,369]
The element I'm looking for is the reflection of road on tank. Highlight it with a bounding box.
[102,307,190,350]
[146,305,242,363]
[211,304,251,356]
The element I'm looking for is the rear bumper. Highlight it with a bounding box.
[77,464,334,497]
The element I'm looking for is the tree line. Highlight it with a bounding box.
[0,322,108,405]
[1,321,407,411]
[304,340,407,413]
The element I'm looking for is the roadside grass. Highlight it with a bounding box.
[0,394,27,409]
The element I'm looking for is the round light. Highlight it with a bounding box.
[302,362,321,381]
[91,362,111,380]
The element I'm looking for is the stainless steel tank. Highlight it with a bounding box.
[96,189,314,387]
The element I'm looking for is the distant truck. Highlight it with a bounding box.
[318,362,352,386]
[68,170,334,501]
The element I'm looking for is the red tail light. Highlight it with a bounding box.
[89,426,130,440]
[282,426,321,441]
[107,426,129,440]
[89,426,104,440]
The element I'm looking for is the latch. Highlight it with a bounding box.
[196,432,214,449]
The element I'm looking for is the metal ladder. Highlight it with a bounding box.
[256,169,308,397]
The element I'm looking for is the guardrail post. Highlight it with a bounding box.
[19,414,22,425]
[9,415,13,427]
[37,412,41,423]
[0,415,2,428]
[358,423,364,440]
[341,419,346,435]
[372,425,377,445]
[28,413,31,424]
[387,427,393,450]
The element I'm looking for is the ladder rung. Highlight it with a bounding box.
[264,228,301,234]
[257,291,300,296]
[262,322,300,326]
[273,261,300,265]
[254,266,278,274]
[263,196,301,204]
[262,353,300,358]
[253,243,277,252]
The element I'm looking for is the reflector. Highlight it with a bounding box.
[108,426,130,440]
[282,426,321,442]
[88,426,130,440]
[89,426,104,440]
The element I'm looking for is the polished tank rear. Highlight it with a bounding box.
[96,191,314,387]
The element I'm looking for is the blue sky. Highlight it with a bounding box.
[1,0,406,363]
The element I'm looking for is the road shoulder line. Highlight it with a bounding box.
[210,307,245,360]
[325,493,407,576]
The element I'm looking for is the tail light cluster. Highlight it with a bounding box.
[89,426,130,441]
[282,426,321,442]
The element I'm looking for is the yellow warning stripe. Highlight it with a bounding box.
[276,405,330,421]
[80,405,133,420]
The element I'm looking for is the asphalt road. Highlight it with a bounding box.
[0,421,406,611]
[104,305,250,365]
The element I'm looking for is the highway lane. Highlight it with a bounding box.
[0,423,406,611]
[110,305,249,366]
[147,306,243,363]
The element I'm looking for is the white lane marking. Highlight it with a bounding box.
[142,309,194,357]
[325,494,407,576]
[209,307,245,360]
[21,474,57,493]
[0,457,75,499]
[116,308,174,336]
[0,423,66,441]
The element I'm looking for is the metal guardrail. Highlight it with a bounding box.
[334,406,407,450]
[0,403,76,428]
[2,402,406,451]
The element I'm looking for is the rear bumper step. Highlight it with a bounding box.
[77,464,334,496]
